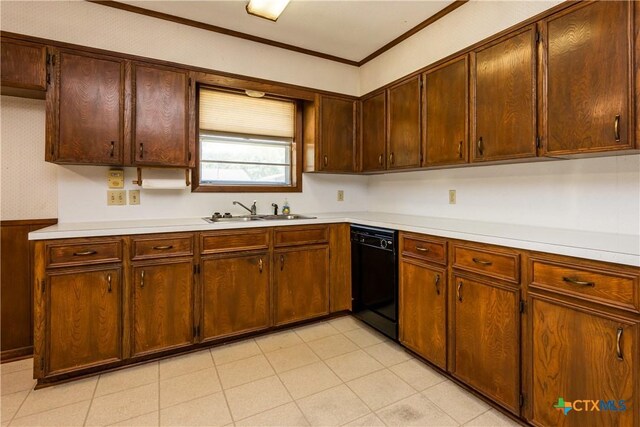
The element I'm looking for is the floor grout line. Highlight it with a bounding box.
[81,373,100,426]
[209,348,235,425]
[4,388,31,426]
[156,359,160,427]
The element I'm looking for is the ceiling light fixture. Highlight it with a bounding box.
[246,0,291,22]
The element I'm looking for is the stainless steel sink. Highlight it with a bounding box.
[203,214,316,223]
[262,214,316,220]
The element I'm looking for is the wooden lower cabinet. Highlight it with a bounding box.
[399,259,446,369]
[201,252,270,340]
[529,294,637,427]
[451,274,520,414]
[274,246,329,325]
[47,267,122,375]
[131,260,194,356]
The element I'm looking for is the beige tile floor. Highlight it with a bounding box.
[0,317,522,426]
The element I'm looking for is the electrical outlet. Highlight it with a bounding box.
[337,190,344,202]
[449,190,456,205]
[107,190,126,206]
[129,190,140,205]
[107,169,124,188]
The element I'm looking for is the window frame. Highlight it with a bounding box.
[192,84,303,193]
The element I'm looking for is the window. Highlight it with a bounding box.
[194,87,301,192]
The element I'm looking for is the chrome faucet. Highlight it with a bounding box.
[271,203,279,215]
[233,200,257,215]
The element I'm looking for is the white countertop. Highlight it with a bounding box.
[28,212,640,267]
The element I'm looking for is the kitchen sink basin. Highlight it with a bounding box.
[203,214,316,223]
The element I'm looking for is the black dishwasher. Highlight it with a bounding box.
[351,225,398,340]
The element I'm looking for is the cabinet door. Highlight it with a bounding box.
[530,296,637,427]
[399,260,446,369]
[132,260,193,356]
[472,27,536,162]
[361,92,386,172]
[201,253,270,340]
[0,39,47,93]
[387,76,421,169]
[51,51,125,164]
[47,267,121,375]
[319,96,356,172]
[133,64,190,166]
[543,2,633,155]
[452,275,520,413]
[274,246,329,325]
[424,56,468,167]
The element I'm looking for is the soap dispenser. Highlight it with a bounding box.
[282,198,290,215]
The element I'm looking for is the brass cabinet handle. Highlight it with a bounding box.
[472,257,492,266]
[562,276,595,287]
[107,274,112,293]
[616,327,623,360]
[73,250,97,256]
[258,258,263,273]
[110,141,115,157]
[389,152,394,165]
[139,143,144,159]
[378,154,383,166]
[457,281,463,302]
[614,115,621,142]
[323,155,328,167]
[140,270,145,288]
[458,141,463,159]
[280,255,284,271]
[477,137,484,156]
[416,246,429,252]
[152,245,173,250]
[434,274,440,295]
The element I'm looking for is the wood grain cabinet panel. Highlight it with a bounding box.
[274,246,329,325]
[201,253,270,340]
[424,56,469,167]
[401,234,447,266]
[400,260,447,369]
[49,50,125,165]
[318,95,357,172]
[543,1,634,155]
[273,225,329,247]
[387,76,421,169]
[46,239,122,268]
[131,234,194,261]
[452,243,520,284]
[361,92,386,172]
[200,229,270,254]
[47,267,122,375]
[133,63,190,166]
[529,296,637,427]
[451,274,520,414]
[472,27,537,162]
[131,260,193,356]
[1,39,47,95]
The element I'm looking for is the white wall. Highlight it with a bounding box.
[359,0,562,94]
[367,156,640,235]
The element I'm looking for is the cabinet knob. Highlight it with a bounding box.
[280,255,285,271]
[140,270,145,288]
[110,141,115,158]
[106,274,112,293]
[614,115,621,142]
[616,327,623,360]
[323,155,328,167]
[458,141,463,159]
[139,143,144,159]
[389,152,394,165]
[434,274,440,295]
[477,137,484,156]
[378,154,383,166]
[457,281,463,302]
[258,258,263,273]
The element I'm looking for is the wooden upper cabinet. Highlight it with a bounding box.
[47,267,122,375]
[424,56,469,167]
[47,50,125,165]
[201,252,270,341]
[1,39,47,98]
[361,91,386,172]
[133,63,190,167]
[131,260,193,356]
[472,26,537,162]
[451,274,520,414]
[529,296,637,427]
[387,76,421,169]
[542,1,634,155]
[318,95,357,172]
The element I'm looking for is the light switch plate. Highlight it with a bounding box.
[107,169,124,188]
[337,190,344,202]
[107,190,126,206]
[449,190,456,204]
[128,190,140,205]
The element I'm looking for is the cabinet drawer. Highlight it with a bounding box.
[530,258,639,313]
[401,234,446,265]
[452,243,519,283]
[274,225,329,247]
[201,229,269,254]
[47,240,122,268]
[131,234,194,260]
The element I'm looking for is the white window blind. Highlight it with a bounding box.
[198,88,296,187]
